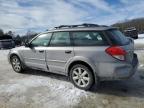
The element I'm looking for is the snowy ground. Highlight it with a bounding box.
[134,34,144,50]
[135,34,144,44]
[0,40,144,108]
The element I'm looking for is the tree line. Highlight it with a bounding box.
[0,29,38,46]
[112,18,144,34]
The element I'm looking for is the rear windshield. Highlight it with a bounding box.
[106,29,129,45]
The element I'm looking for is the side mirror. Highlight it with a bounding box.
[24,42,31,47]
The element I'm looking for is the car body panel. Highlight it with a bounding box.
[45,46,74,74]
[20,47,48,71]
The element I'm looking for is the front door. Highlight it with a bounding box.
[21,33,52,71]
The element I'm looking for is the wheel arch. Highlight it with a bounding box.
[9,53,26,69]
[10,53,19,59]
[67,60,99,84]
[9,53,21,62]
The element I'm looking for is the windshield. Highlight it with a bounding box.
[106,29,129,45]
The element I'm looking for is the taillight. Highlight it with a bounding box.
[105,46,127,61]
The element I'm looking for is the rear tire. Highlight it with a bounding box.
[10,55,24,73]
[70,64,94,90]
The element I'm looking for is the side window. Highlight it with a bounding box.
[72,31,108,46]
[31,33,52,47]
[49,32,70,46]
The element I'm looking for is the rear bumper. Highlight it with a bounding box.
[99,53,139,81]
[113,53,138,79]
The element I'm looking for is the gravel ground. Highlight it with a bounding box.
[0,49,144,108]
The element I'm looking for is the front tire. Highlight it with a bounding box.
[70,64,94,90]
[10,55,23,73]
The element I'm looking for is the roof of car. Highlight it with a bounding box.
[44,24,117,33]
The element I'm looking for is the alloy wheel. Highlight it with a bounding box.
[72,67,90,88]
[11,56,21,72]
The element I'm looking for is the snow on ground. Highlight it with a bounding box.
[134,34,144,45]
[134,34,144,50]
[0,76,88,107]
[139,34,144,38]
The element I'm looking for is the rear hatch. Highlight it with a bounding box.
[105,29,134,63]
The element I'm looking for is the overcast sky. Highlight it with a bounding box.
[0,0,144,35]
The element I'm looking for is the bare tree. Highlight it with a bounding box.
[6,31,14,37]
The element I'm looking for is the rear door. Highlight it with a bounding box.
[45,32,74,74]
[106,29,134,63]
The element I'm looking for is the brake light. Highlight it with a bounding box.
[105,46,127,61]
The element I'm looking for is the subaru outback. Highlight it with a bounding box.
[8,24,138,90]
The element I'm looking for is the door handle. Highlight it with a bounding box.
[39,50,44,53]
[65,50,72,54]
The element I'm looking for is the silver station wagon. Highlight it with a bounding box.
[8,24,138,90]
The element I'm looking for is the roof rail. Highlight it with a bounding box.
[54,23,100,29]
[82,23,99,27]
